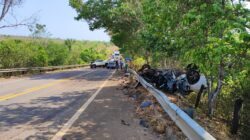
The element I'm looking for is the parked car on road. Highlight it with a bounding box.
[90,60,107,68]
[106,61,116,69]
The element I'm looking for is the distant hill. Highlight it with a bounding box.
[0,35,118,52]
[0,35,118,68]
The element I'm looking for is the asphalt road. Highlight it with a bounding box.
[0,68,161,140]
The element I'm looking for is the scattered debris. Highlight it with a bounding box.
[139,119,149,128]
[124,72,130,77]
[120,75,186,139]
[119,68,235,140]
[140,101,153,108]
[121,119,130,126]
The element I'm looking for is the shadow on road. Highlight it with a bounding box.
[0,70,129,140]
[0,88,96,139]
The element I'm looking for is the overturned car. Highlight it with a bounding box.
[138,64,207,108]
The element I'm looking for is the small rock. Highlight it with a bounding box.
[125,73,130,77]
[166,127,173,138]
[121,119,130,126]
[165,128,177,140]
[139,119,149,128]
[130,94,142,100]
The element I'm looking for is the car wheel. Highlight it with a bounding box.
[93,65,96,68]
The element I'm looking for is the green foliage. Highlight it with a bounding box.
[241,76,250,139]
[0,37,113,68]
[70,0,250,137]
[130,57,146,70]
[28,46,48,67]
[46,42,69,66]
[80,48,108,63]
[0,39,31,68]
[64,39,76,51]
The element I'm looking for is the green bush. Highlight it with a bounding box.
[0,37,111,68]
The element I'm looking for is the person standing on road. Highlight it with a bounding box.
[115,60,119,70]
[125,62,128,73]
[120,59,123,70]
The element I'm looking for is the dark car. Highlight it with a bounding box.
[106,61,116,69]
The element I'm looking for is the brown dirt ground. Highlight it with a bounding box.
[120,72,240,140]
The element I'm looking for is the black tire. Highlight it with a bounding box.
[186,70,200,84]
[93,64,97,68]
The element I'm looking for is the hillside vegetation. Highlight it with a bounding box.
[69,0,250,139]
[0,36,116,68]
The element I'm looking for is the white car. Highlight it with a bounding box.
[90,60,107,68]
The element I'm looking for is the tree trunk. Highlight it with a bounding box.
[208,0,226,116]
[195,85,204,108]
[145,50,150,65]
[208,62,224,116]
[231,98,243,134]
[163,58,167,68]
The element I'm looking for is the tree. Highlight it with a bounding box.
[46,42,69,66]
[70,0,250,120]
[29,24,51,38]
[64,39,76,51]
[0,0,36,29]
[0,0,22,22]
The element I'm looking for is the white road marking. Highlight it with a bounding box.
[52,70,115,140]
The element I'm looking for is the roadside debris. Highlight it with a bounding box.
[120,67,234,140]
[140,101,153,108]
[121,119,130,126]
[139,119,149,128]
[120,75,187,139]
[124,72,130,77]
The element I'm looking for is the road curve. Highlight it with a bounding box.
[0,68,161,140]
[0,68,113,140]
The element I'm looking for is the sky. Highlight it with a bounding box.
[0,0,249,42]
[0,0,111,41]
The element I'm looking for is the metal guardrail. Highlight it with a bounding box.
[0,64,88,77]
[130,69,216,140]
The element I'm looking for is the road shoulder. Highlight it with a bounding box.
[62,71,162,140]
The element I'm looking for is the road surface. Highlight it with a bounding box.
[0,68,160,140]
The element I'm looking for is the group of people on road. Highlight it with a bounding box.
[115,59,123,70]
[114,58,129,73]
